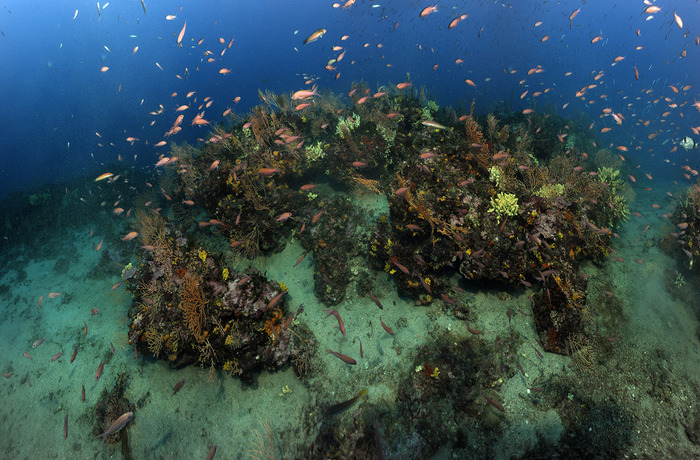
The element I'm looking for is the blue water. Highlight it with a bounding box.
[1,1,699,458]
[0,0,696,199]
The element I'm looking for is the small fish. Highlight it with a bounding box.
[172,379,186,396]
[177,21,186,47]
[122,232,139,241]
[267,292,286,309]
[292,88,317,100]
[32,338,44,348]
[420,5,438,17]
[258,167,280,176]
[326,388,367,415]
[95,360,105,381]
[327,349,356,365]
[674,12,683,28]
[379,316,394,335]
[94,172,114,182]
[303,28,326,45]
[323,309,346,336]
[276,212,292,222]
[51,352,64,362]
[569,7,580,28]
[422,120,448,130]
[97,412,133,442]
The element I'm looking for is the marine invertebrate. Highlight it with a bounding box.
[145,326,164,357]
[335,112,361,138]
[489,166,503,188]
[264,308,284,341]
[180,274,207,342]
[535,183,565,200]
[305,141,325,163]
[488,192,519,223]
[350,172,382,194]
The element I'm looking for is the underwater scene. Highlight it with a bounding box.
[1,0,699,459]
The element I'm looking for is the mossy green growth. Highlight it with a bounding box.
[597,167,629,228]
[421,100,439,120]
[489,166,503,189]
[28,192,49,206]
[121,263,133,279]
[488,193,519,223]
[336,113,361,138]
[305,141,325,162]
[377,124,396,152]
[535,183,565,200]
[597,167,624,193]
[609,193,630,227]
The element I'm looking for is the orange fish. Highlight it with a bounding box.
[94,173,114,182]
[276,212,292,222]
[420,5,438,17]
[121,232,139,241]
[673,12,683,29]
[177,21,186,46]
[303,29,326,45]
[569,7,580,28]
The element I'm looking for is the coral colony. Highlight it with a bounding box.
[5,82,699,457]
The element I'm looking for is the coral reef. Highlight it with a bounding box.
[122,86,631,385]
[125,216,314,383]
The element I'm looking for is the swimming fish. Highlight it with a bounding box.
[303,29,326,45]
[97,412,133,442]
